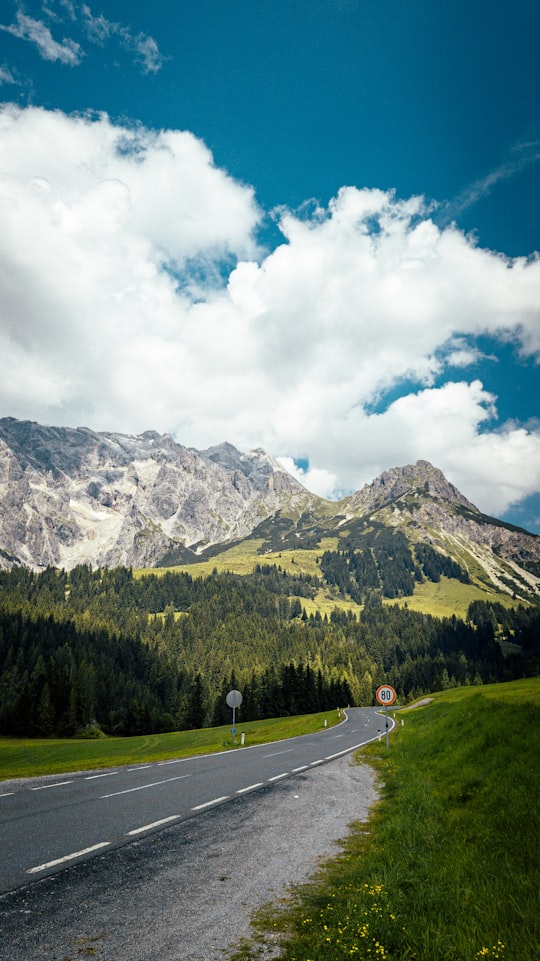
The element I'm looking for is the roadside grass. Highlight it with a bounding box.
[231,678,539,961]
[0,710,342,781]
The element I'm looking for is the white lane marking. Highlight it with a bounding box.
[85,772,117,780]
[333,734,344,738]
[325,749,351,760]
[262,749,292,757]
[127,815,180,836]
[0,791,15,797]
[158,758,186,766]
[323,732,396,762]
[27,842,111,874]
[310,759,324,766]
[191,796,229,810]
[268,772,288,782]
[236,782,264,794]
[101,774,190,798]
[292,765,309,772]
[127,765,151,771]
[31,780,73,791]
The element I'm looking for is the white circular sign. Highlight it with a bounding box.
[226,690,243,708]
[376,684,397,706]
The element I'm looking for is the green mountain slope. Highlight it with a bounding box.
[158,461,540,614]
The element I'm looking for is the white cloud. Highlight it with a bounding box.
[0,10,82,65]
[0,64,16,84]
[130,34,163,74]
[1,106,539,522]
[445,138,540,222]
[0,2,165,75]
[442,336,489,369]
[81,4,165,73]
[276,457,338,500]
[358,381,539,516]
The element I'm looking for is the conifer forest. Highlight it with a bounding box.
[0,563,538,738]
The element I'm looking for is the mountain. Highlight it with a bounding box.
[0,417,312,570]
[343,460,540,598]
[0,417,538,604]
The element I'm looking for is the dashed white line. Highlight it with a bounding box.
[127,816,180,836]
[0,791,14,798]
[127,765,151,771]
[101,774,190,798]
[27,842,111,874]
[31,780,73,791]
[191,796,229,810]
[263,749,292,757]
[268,772,288,782]
[236,782,264,794]
[292,765,309,772]
[85,772,118,780]
[309,759,324,766]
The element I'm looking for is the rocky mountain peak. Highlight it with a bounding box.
[0,418,308,570]
[201,442,300,494]
[347,460,478,516]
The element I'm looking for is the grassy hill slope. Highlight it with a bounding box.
[232,678,539,961]
[142,539,525,620]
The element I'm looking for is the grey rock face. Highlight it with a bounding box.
[0,418,309,570]
[347,460,477,515]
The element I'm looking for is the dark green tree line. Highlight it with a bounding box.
[0,565,537,737]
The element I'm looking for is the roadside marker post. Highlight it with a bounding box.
[375,684,397,748]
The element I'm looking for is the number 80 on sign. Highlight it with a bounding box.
[376,684,397,705]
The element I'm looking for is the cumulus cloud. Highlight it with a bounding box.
[1,105,539,521]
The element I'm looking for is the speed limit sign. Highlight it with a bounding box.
[376,684,397,706]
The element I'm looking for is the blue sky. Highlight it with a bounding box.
[1,0,539,532]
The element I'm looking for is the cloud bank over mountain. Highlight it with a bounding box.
[1,105,539,520]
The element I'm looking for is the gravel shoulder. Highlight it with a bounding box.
[0,754,379,961]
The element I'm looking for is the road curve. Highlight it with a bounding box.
[0,706,394,895]
[0,751,381,961]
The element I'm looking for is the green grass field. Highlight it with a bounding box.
[231,678,540,961]
[137,542,331,580]
[137,541,525,620]
[385,575,519,620]
[0,710,342,781]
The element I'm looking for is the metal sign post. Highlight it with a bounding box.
[226,689,243,743]
[375,684,397,748]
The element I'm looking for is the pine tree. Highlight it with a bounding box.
[185,673,206,730]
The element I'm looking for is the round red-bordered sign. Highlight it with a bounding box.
[376,684,397,706]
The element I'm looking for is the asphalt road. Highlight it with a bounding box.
[0,707,392,897]
[0,749,381,961]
